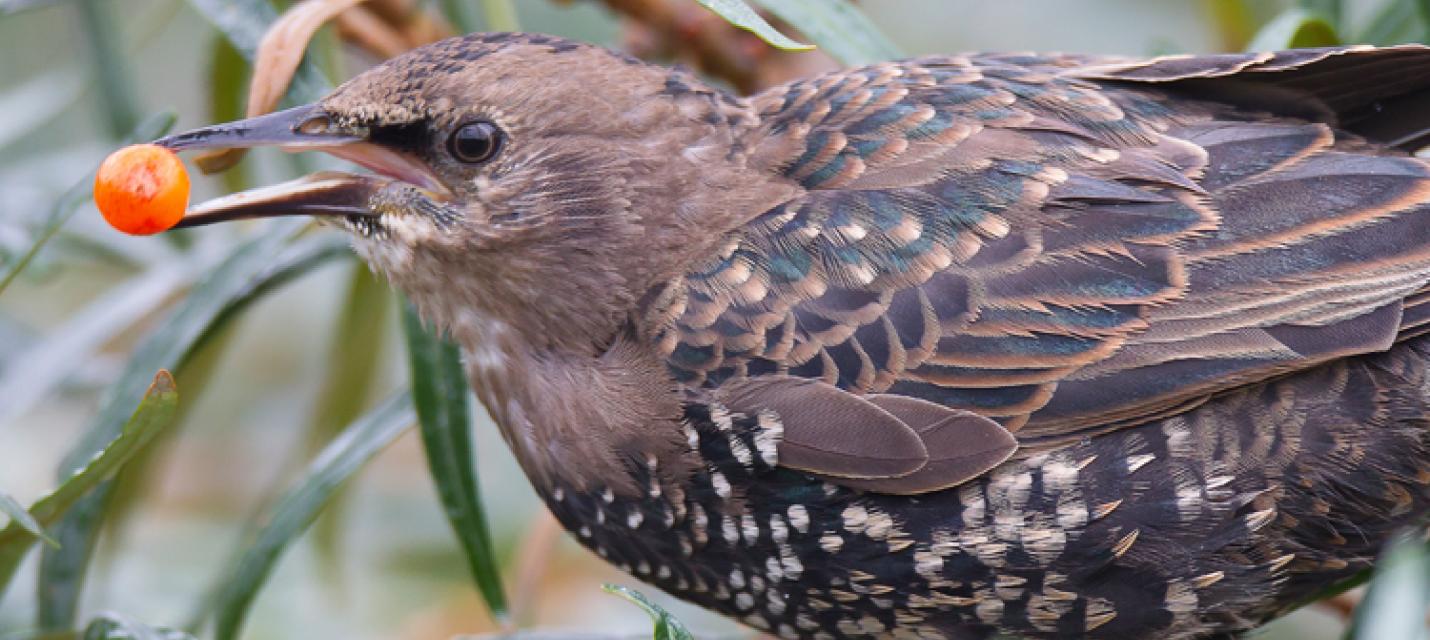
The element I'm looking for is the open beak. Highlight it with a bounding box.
[154,104,446,229]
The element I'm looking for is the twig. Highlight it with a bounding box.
[336,5,412,59]
[1317,590,1361,622]
[598,0,835,94]
[509,509,563,627]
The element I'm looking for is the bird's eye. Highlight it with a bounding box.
[447,121,502,164]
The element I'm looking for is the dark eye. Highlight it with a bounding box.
[447,121,502,164]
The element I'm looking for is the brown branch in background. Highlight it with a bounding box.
[249,0,366,117]
[593,0,837,94]
[509,510,564,628]
[196,0,452,174]
[1316,591,1361,622]
[196,0,828,174]
[362,0,453,49]
[336,5,416,59]
[197,0,365,173]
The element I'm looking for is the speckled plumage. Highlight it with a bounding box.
[549,341,1430,638]
[166,35,1430,639]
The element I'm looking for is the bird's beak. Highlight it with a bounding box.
[156,103,362,152]
[153,103,447,228]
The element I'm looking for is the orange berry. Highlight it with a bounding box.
[94,143,190,235]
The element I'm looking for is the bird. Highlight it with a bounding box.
[153,33,1430,639]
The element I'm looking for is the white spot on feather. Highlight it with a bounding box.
[711,471,732,498]
[781,550,804,579]
[741,512,761,544]
[787,505,809,533]
[735,592,755,611]
[1125,453,1155,473]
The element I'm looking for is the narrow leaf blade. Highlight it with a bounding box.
[602,584,694,640]
[440,0,482,34]
[184,0,331,102]
[755,0,901,65]
[77,0,142,137]
[1356,0,1425,45]
[82,612,198,640]
[1351,534,1430,640]
[1246,8,1340,52]
[0,492,57,549]
[1298,0,1342,29]
[307,264,390,571]
[36,232,346,629]
[0,371,179,601]
[210,392,414,640]
[402,302,508,618]
[0,264,189,427]
[481,0,520,31]
[693,0,813,51]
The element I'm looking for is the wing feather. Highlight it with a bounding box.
[667,48,1430,466]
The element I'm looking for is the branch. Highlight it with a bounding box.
[596,0,837,93]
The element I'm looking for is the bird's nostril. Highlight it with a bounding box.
[297,115,335,136]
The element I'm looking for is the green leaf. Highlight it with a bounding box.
[0,371,180,602]
[1205,0,1258,52]
[1298,0,1342,30]
[1246,7,1340,51]
[754,0,901,65]
[0,111,176,297]
[210,392,414,640]
[77,0,142,137]
[104,320,241,572]
[0,265,190,427]
[184,0,332,102]
[602,584,694,640]
[311,267,391,444]
[36,231,347,630]
[692,0,813,51]
[439,0,482,34]
[1,0,69,15]
[311,19,346,89]
[185,0,337,175]
[82,612,198,640]
[208,34,255,193]
[0,67,86,150]
[58,232,343,474]
[308,265,392,573]
[481,0,520,31]
[1356,0,1426,45]
[1350,534,1430,640]
[0,492,57,549]
[402,302,508,618]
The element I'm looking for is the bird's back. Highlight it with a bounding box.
[664,46,1430,450]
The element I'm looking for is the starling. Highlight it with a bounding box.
[156,34,1430,639]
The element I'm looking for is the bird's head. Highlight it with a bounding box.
[160,33,792,352]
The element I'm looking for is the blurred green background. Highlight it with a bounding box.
[0,1,1424,638]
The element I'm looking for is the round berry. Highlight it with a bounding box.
[94,143,190,235]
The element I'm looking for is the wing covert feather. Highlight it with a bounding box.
[665,48,1430,469]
